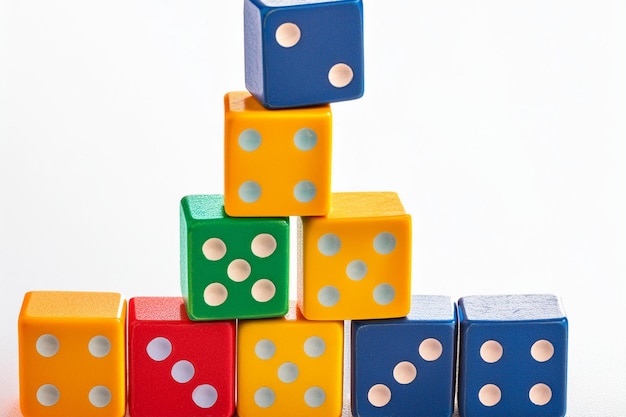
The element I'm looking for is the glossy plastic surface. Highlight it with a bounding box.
[18,291,126,417]
[298,192,412,320]
[224,91,332,217]
[237,302,344,417]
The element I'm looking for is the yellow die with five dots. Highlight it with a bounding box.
[237,302,344,417]
[298,192,412,320]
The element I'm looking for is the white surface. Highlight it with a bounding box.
[1,1,625,415]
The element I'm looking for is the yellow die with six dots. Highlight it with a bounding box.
[18,291,126,417]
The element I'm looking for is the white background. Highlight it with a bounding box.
[1,1,625,415]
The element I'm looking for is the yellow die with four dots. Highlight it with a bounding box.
[224,91,332,217]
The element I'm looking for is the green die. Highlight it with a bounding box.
[180,194,290,320]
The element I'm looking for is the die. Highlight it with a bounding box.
[244,0,364,108]
[180,194,290,320]
[351,295,457,417]
[127,297,236,417]
[18,291,126,417]
[237,302,344,417]
[298,192,412,320]
[457,294,568,417]
[224,91,332,217]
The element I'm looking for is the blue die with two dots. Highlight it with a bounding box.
[244,0,364,109]
[351,295,458,417]
[457,294,568,417]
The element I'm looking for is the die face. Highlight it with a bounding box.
[351,296,457,417]
[460,294,567,322]
[237,305,344,417]
[18,292,126,417]
[128,297,236,417]
[458,295,568,417]
[245,0,364,108]
[224,92,332,217]
[298,192,412,320]
[180,195,290,320]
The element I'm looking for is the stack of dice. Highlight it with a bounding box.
[177,0,417,416]
[16,2,569,417]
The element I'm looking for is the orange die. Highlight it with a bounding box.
[18,291,127,417]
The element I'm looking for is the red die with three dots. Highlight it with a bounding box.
[128,297,236,417]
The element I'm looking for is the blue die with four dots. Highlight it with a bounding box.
[457,294,568,417]
[244,0,364,109]
[351,295,458,417]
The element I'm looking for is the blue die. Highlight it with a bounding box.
[458,294,568,417]
[244,0,364,109]
[351,295,457,417]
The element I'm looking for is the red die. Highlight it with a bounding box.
[128,297,236,417]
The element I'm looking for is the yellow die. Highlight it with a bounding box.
[18,291,127,417]
[237,302,343,417]
[224,91,332,217]
[298,192,412,320]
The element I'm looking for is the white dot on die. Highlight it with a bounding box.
[251,233,277,258]
[304,336,326,358]
[275,22,301,48]
[192,384,218,408]
[89,385,111,408]
[294,180,317,203]
[478,384,501,407]
[531,340,555,362]
[368,384,391,407]
[88,336,111,358]
[202,238,227,261]
[146,337,172,361]
[36,384,60,406]
[529,383,552,406]
[419,338,443,362]
[171,360,195,383]
[204,283,228,306]
[393,361,417,384]
[317,233,341,256]
[36,334,59,357]
[373,283,395,305]
[318,286,340,307]
[480,340,503,363]
[251,279,276,303]
[346,260,367,280]
[227,259,251,282]
[239,128,261,151]
[277,362,299,383]
[239,181,262,203]
[294,128,318,151]
[373,232,396,254]
[255,339,276,360]
[254,387,275,408]
[304,387,326,408]
[328,63,354,88]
